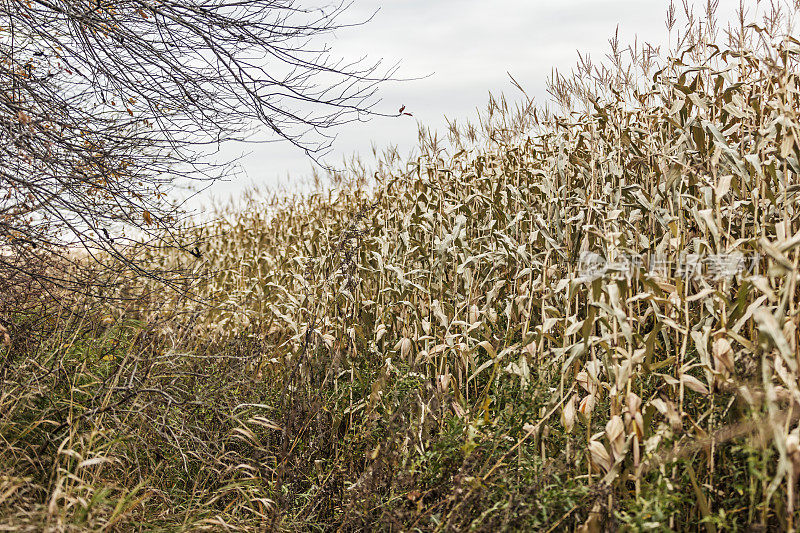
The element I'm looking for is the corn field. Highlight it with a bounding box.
[4,1,800,530]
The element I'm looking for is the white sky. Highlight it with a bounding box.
[192,0,745,206]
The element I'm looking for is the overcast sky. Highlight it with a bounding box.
[193,0,744,205]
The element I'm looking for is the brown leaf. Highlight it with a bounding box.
[588,440,612,473]
[681,373,710,395]
[606,415,626,458]
[561,394,577,433]
[712,336,735,374]
[578,394,596,416]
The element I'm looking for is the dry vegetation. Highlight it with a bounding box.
[6,1,800,530]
